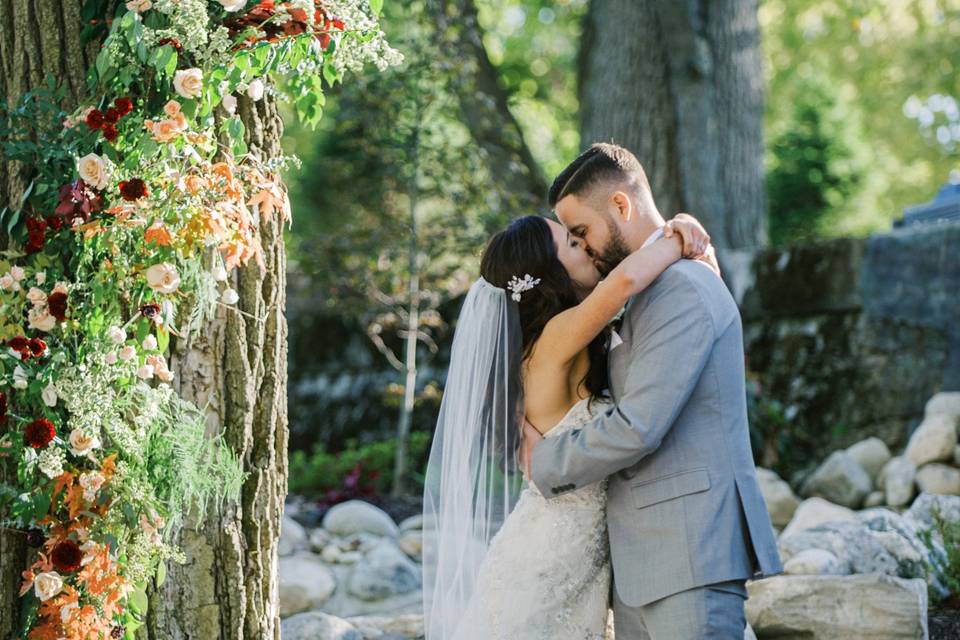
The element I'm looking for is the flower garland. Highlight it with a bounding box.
[0,1,399,638]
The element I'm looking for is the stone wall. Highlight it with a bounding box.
[729,221,960,482]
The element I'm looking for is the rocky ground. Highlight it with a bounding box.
[279,392,960,639]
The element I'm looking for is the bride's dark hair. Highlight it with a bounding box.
[479,215,608,399]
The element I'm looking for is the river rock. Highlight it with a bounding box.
[346,614,424,639]
[746,574,928,639]
[780,497,856,539]
[905,492,960,530]
[281,611,363,640]
[398,531,422,561]
[864,491,886,508]
[279,515,309,557]
[757,468,801,528]
[916,463,960,495]
[800,451,872,508]
[783,548,850,576]
[846,437,892,482]
[324,501,400,538]
[279,554,337,617]
[857,507,938,581]
[880,456,917,508]
[310,527,332,552]
[399,515,424,532]
[925,391,960,419]
[348,540,422,601]
[905,413,958,467]
[778,520,900,576]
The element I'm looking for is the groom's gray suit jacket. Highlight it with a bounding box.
[531,259,783,607]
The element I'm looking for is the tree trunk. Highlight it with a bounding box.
[0,2,94,636]
[579,0,767,249]
[144,93,288,640]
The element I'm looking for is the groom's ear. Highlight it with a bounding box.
[611,190,633,222]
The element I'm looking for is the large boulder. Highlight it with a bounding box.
[915,463,960,495]
[348,540,422,602]
[778,520,900,576]
[281,612,363,640]
[880,456,917,508]
[857,508,941,583]
[845,437,892,482]
[398,515,424,533]
[925,391,960,419]
[864,491,886,508]
[279,554,337,617]
[323,501,400,539]
[905,413,958,467]
[780,497,856,539]
[905,492,960,530]
[800,451,872,508]
[756,468,801,528]
[746,575,928,639]
[782,549,850,576]
[279,515,309,557]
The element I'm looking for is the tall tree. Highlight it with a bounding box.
[579,0,767,249]
[0,1,96,635]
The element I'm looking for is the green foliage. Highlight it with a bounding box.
[919,503,960,607]
[288,431,432,498]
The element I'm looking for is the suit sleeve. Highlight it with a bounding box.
[530,270,717,497]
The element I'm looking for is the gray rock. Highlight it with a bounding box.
[279,515,309,557]
[324,501,400,539]
[881,456,917,507]
[780,497,857,539]
[857,507,940,582]
[746,575,928,639]
[756,467,801,528]
[846,437,893,482]
[800,451,872,508]
[954,444,960,467]
[346,614,424,639]
[905,413,958,467]
[398,531,422,561]
[783,549,850,576]
[281,611,363,640]
[310,527,332,552]
[916,463,960,495]
[279,554,337,617]
[348,540,422,602]
[905,492,960,529]
[398,515,424,533]
[865,490,886,508]
[779,520,900,576]
[925,391,960,419]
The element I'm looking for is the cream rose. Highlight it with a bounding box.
[41,381,58,407]
[28,307,57,332]
[10,266,25,281]
[35,271,46,284]
[33,572,63,602]
[145,262,180,294]
[69,428,101,456]
[142,334,158,350]
[118,345,137,361]
[173,68,203,99]
[77,153,110,190]
[0,273,14,290]
[217,0,247,11]
[26,287,47,307]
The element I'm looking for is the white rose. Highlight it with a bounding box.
[69,428,101,456]
[10,266,26,281]
[107,325,126,344]
[13,365,29,389]
[145,262,180,294]
[0,273,13,290]
[118,345,137,361]
[41,381,58,407]
[221,288,239,305]
[26,287,47,307]
[35,271,46,284]
[28,307,57,332]
[217,0,247,11]
[33,571,63,602]
[77,153,111,190]
[222,94,237,115]
[136,364,155,380]
[173,68,203,100]
[142,334,158,350]
[247,79,265,101]
[104,351,118,365]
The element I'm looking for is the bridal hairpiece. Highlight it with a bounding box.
[506,274,541,302]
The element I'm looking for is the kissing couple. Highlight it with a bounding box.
[422,143,783,639]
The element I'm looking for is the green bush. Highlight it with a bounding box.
[288,431,432,499]
[920,503,960,607]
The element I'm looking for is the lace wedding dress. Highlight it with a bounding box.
[451,397,613,640]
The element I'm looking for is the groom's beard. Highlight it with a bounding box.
[593,222,632,277]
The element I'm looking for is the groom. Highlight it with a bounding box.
[524,143,783,639]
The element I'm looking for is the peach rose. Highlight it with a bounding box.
[173,68,203,99]
[145,262,180,294]
[77,153,110,190]
[163,100,182,118]
[69,428,101,456]
[26,287,47,307]
[28,307,57,332]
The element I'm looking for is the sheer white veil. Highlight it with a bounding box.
[421,276,525,639]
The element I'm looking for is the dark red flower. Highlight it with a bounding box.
[23,418,55,449]
[114,97,134,116]
[55,180,104,221]
[85,109,105,130]
[119,179,148,201]
[25,217,46,234]
[51,540,83,572]
[140,303,161,319]
[7,336,29,351]
[110,626,125,639]
[102,124,118,142]
[25,230,46,254]
[47,291,68,322]
[19,349,31,361]
[102,107,120,124]
[157,37,182,51]
[28,338,46,356]
[44,214,65,231]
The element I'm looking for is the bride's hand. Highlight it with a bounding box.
[664,212,710,259]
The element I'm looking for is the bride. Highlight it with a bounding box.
[422,213,714,639]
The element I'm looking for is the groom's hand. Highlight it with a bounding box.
[520,418,544,481]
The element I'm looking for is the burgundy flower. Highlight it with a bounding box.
[47,291,68,322]
[51,540,83,573]
[7,336,29,351]
[23,418,55,449]
[25,217,46,234]
[85,109,105,130]
[119,179,148,201]
[44,214,65,232]
[140,303,161,319]
[24,528,44,548]
[102,107,120,124]
[25,230,46,254]
[110,626,125,639]
[114,97,134,116]
[157,37,182,51]
[55,180,105,221]
[28,338,46,356]
[102,124,118,142]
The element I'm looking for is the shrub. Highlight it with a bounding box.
[919,503,960,608]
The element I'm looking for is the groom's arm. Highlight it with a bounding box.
[530,268,719,497]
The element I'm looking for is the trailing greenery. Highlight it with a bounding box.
[919,503,960,607]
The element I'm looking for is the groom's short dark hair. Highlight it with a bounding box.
[548,142,650,208]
